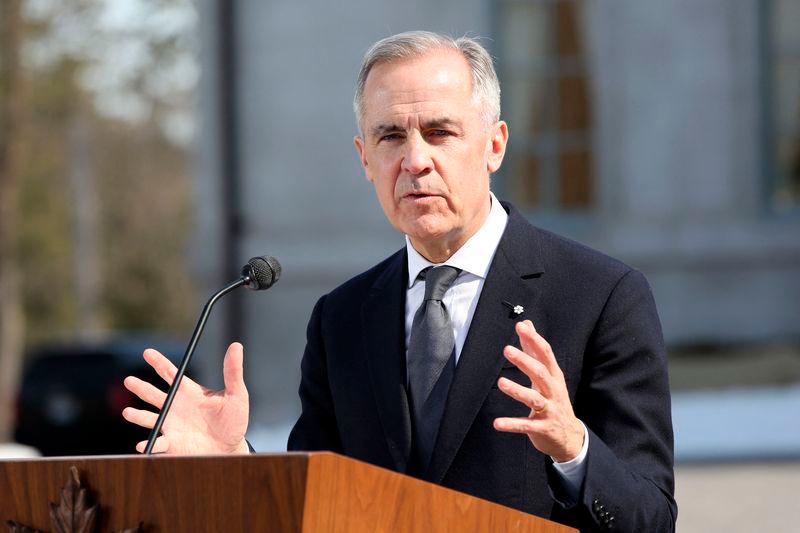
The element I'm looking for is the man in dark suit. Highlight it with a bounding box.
[123,31,676,532]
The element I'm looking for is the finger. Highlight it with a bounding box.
[143,348,179,385]
[143,348,199,390]
[122,406,159,429]
[517,320,563,378]
[493,416,545,435]
[503,345,553,397]
[223,342,248,398]
[124,376,167,409]
[497,377,548,412]
[136,436,169,454]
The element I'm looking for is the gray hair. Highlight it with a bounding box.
[353,31,501,130]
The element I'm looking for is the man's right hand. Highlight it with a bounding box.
[122,342,250,455]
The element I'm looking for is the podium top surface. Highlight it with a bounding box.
[1,452,576,533]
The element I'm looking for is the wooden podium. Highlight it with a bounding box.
[0,452,576,532]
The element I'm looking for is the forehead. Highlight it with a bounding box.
[361,50,477,126]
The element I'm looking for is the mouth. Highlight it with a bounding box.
[401,192,443,206]
[403,191,441,200]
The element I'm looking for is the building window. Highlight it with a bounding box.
[766,0,800,211]
[495,0,593,211]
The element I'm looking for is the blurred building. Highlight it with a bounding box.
[192,0,800,430]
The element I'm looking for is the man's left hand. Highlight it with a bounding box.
[493,320,585,463]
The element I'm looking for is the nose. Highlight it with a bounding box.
[401,134,433,176]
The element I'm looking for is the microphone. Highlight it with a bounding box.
[144,255,281,455]
[242,255,281,290]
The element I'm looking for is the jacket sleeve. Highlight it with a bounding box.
[286,295,343,453]
[549,269,677,532]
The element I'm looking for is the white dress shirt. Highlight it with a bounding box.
[403,192,588,500]
[405,192,508,362]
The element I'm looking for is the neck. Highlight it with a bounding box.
[410,239,463,264]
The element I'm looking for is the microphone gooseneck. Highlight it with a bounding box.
[144,255,281,455]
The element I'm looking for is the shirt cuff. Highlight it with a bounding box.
[550,421,589,500]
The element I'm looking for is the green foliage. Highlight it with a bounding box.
[94,118,195,334]
[12,0,197,346]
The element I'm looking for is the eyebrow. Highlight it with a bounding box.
[369,117,463,138]
[370,123,404,137]
[423,117,462,131]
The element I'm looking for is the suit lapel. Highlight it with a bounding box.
[426,205,546,483]
[362,249,413,473]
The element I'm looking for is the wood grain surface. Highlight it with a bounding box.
[303,453,575,533]
[0,453,309,531]
[0,453,576,532]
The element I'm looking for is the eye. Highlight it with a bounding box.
[428,129,453,139]
[380,133,403,142]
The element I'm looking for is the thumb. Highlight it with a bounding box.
[223,342,248,398]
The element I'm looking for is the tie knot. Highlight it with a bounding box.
[421,265,460,301]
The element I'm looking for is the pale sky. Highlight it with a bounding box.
[22,0,199,146]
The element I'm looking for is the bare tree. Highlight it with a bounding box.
[0,0,26,442]
[17,0,197,343]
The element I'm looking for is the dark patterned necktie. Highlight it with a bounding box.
[407,265,460,474]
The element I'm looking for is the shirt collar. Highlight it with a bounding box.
[406,192,508,288]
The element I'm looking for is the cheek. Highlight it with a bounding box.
[370,156,400,187]
[372,175,399,209]
[446,152,484,198]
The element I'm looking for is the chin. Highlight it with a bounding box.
[404,219,453,243]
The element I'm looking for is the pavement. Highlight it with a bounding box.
[675,461,800,533]
[670,346,800,531]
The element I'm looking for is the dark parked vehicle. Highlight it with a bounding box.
[14,335,185,456]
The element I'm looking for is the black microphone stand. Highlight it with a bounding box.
[144,275,250,455]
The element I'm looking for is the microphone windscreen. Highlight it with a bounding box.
[243,256,281,290]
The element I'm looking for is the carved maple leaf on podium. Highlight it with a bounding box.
[49,466,97,533]
[5,467,142,533]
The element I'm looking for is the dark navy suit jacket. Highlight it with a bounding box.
[288,203,677,532]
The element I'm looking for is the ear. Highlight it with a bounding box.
[353,135,374,182]
[486,121,509,174]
